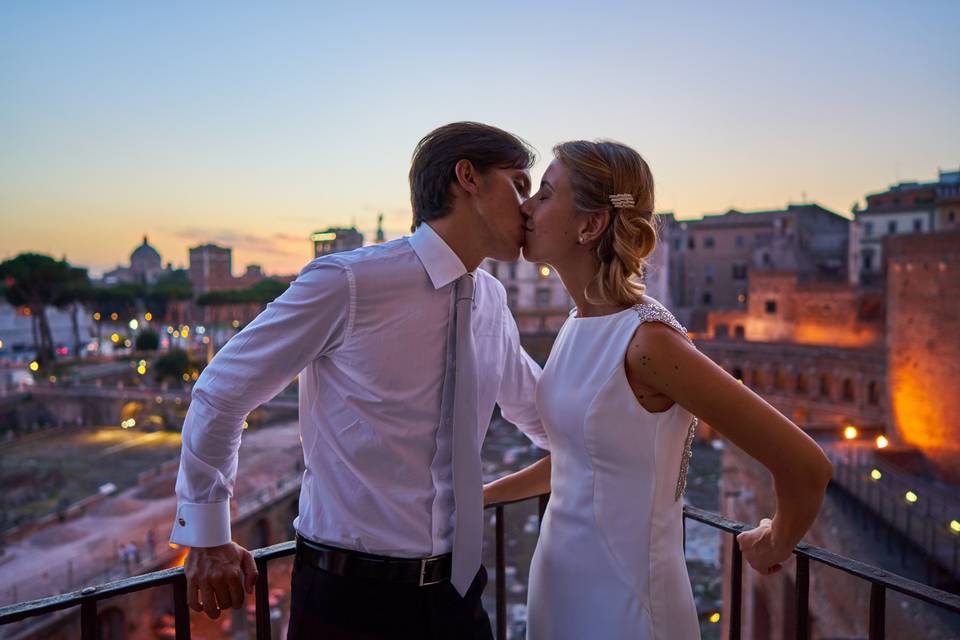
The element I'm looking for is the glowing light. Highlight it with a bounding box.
[709,612,720,624]
[0,338,4,349]
[231,320,240,328]
[172,331,180,338]
[137,365,147,375]
[48,375,57,383]
[166,326,174,334]
[905,491,918,504]
[182,373,190,381]
[202,336,210,344]
[539,265,551,278]
[110,312,118,321]
[950,520,960,534]
[128,319,139,330]
[311,231,337,242]
[110,333,120,343]
[197,326,206,335]
[875,435,889,449]
[181,326,189,337]
[93,312,101,321]
[843,425,858,440]
[123,339,132,348]
[870,469,882,481]
[144,312,153,321]
[242,420,249,430]
[29,361,39,372]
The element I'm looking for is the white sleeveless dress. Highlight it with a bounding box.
[526,300,700,640]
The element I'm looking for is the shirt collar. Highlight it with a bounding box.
[408,223,468,290]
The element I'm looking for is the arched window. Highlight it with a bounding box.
[774,368,787,391]
[842,378,855,402]
[796,373,808,394]
[819,374,832,399]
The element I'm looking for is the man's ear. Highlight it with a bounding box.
[454,159,480,195]
[579,209,612,244]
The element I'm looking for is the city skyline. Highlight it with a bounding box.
[2,1,959,276]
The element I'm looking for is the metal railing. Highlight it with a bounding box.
[2,496,959,640]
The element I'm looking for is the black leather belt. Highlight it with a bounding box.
[295,536,452,587]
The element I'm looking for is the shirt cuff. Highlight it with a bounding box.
[169,501,232,547]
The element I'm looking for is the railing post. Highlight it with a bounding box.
[869,582,886,640]
[795,554,809,640]
[255,558,271,640]
[80,599,98,640]
[173,573,192,639]
[496,505,506,640]
[730,531,743,640]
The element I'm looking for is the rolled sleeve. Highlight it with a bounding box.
[171,259,353,546]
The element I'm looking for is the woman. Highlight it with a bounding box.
[483,140,832,639]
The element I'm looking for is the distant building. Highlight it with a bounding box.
[885,229,960,482]
[189,243,234,295]
[662,204,850,331]
[312,227,364,258]
[103,236,169,285]
[850,167,959,285]
[934,168,960,232]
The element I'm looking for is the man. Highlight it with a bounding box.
[171,122,550,639]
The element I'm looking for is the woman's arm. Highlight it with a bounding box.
[625,322,832,574]
[483,455,551,505]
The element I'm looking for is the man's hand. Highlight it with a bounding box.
[184,542,258,619]
[736,518,791,576]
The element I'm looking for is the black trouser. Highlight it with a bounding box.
[287,553,493,640]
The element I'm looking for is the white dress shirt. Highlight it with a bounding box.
[171,223,549,557]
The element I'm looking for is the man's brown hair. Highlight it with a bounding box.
[409,122,536,231]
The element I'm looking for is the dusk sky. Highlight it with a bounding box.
[2,1,958,277]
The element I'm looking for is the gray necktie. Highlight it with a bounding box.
[447,272,482,596]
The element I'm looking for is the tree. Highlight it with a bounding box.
[135,329,160,352]
[153,348,198,383]
[0,254,79,369]
[146,270,192,320]
[53,266,93,357]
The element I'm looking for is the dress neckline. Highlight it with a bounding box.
[569,300,658,321]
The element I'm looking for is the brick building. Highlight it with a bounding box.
[662,204,849,331]
[885,229,960,482]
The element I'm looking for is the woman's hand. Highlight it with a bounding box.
[483,482,500,506]
[736,518,792,575]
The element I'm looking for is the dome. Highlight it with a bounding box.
[131,236,161,262]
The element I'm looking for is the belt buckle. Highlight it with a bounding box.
[418,557,443,587]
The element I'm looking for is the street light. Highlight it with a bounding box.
[905,491,918,504]
[950,520,960,534]
[875,435,889,449]
[870,469,882,480]
[843,425,858,440]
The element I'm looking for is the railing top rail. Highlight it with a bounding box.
[2,502,958,627]
[683,504,960,614]
[0,541,298,626]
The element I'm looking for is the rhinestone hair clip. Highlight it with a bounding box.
[609,193,636,209]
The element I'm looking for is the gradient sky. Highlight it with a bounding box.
[2,1,958,277]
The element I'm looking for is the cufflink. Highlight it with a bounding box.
[178,517,186,527]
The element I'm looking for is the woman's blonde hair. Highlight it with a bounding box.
[553,140,657,307]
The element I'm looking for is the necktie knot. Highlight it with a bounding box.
[456,273,475,304]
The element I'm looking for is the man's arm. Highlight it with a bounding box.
[495,305,550,451]
[173,259,353,617]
